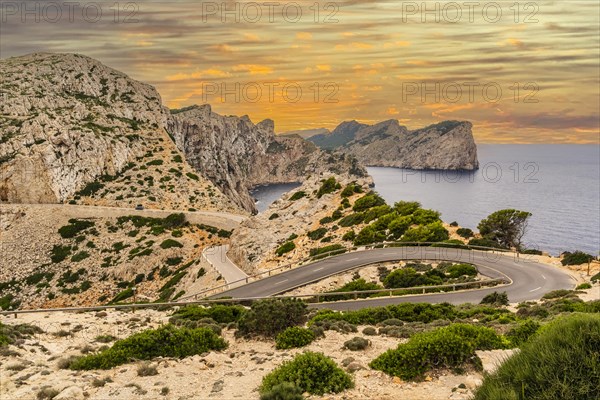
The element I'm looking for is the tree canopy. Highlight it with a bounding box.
[477,209,532,250]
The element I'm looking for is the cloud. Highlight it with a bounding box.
[232,64,274,75]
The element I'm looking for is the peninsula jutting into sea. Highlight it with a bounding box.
[1,2,599,400]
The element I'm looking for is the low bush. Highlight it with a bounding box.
[338,213,364,227]
[446,263,477,278]
[576,283,592,290]
[506,319,541,346]
[58,219,95,239]
[238,298,308,338]
[473,314,600,400]
[276,242,295,256]
[311,319,357,334]
[362,327,377,336]
[260,382,304,400]
[137,362,158,376]
[456,228,474,238]
[561,251,594,266]
[316,177,340,198]
[307,228,328,240]
[480,292,509,306]
[342,230,356,241]
[370,324,506,380]
[327,279,383,300]
[352,193,385,212]
[275,327,316,349]
[343,337,370,351]
[170,305,246,324]
[160,239,183,249]
[309,244,346,259]
[289,191,306,201]
[260,352,353,395]
[591,272,600,282]
[69,325,227,370]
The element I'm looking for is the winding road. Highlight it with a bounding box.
[217,247,575,310]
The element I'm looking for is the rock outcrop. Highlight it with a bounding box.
[167,105,367,212]
[309,120,479,170]
[0,53,245,212]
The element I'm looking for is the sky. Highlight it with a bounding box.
[1,0,599,143]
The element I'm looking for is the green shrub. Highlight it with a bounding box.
[401,222,449,242]
[370,324,506,380]
[289,191,306,201]
[362,327,377,336]
[342,230,356,241]
[307,228,327,240]
[352,193,385,212]
[343,336,370,351]
[70,251,90,262]
[473,314,600,400]
[260,383,304,400]
[316,177,340,198]
[276,242,296,256]
[338,213,364,227]
[170,305,246,324]
[109,288,134,304]
[561,251,594,266]
[70,325,227,370]
[392,201,420,216]
[506,319,541,346]
[353,225,386,246]
[591,272,600,282]
[412,208,441,225]
[542,289,574,300]
[480,292,509,306]
[275,327,315,349]
[309,244,346,259]
[58,219,95,238]
[468,238,506,249]
[456,227,474,238]
[383,268,441,289]
[446,263,477,278]
[238,298,308,338]
[388,216,412,239]
[363,205,392,223]
[576,283,592,290]
[160,239,183,249]
[260,352,353,395]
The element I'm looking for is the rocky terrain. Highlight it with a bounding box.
[308,120,479,170]
[167,105,367,213]
[0,308,512,400]
[228,175,471,275]
[0,204,231,310]
[0,53,239,212]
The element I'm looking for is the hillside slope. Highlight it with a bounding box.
[0,53,240,212]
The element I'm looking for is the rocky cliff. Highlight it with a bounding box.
[309,119,479,170]
[0,53,241,212]
[167,105,367,212]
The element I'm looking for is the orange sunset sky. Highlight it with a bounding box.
[1,0,599,143]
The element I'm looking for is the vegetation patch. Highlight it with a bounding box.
[238,298,308,338]
[370,324,507,380]
[69,325,227,370]
[260,351,353,395]
[275,327,316,349]
[473,314,600,400]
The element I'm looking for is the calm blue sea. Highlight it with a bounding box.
[252,145,600,256]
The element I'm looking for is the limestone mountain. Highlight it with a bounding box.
[167,105,367,213]
[0,53,239,212]
[309,119,479,170]
[279,127,330,140]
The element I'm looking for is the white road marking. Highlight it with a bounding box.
[274,279,289,285]
[347,257,359,261]
[313,267,324,272]
[542,275,546,280]
[529,286,542,292]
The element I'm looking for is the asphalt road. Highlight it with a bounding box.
[217,247,575,310]
[203,245,248,287]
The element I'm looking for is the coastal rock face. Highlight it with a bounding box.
[309,120,479,170]
[167,105,367,212]
[0,53,240,212]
